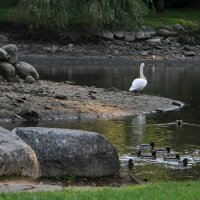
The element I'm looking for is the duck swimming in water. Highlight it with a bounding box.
[128,159,134,169]
[141,150,157,160]
[178,158,188,167]
[164,154,180,162]
[138,142,155,150]
[155,147,171,154]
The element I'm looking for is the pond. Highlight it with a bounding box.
[2,57,200,182]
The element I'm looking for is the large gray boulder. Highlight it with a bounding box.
[0,127,40,178]
[15,62,39,80]
[0,62,15,80]
[0,48,9,61]
[1,44,18,64]
[13,127,120,177]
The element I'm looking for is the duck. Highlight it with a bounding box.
[138,142,155,150]
[155,146,171,154]
[130,150,142,157]
[176,118,183,127]
[129,63,147,94]
[178,158,188,167]
[141,150,157,160]
[164,154,180,162]
[128,159,134,169]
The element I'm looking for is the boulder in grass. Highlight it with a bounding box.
[0,62,15,80]
[0,126,40,178]
[15,62,39,80]
[13,127,120,177]
[1,44,18,64]
[0,48,9,61]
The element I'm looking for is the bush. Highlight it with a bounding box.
[16,0,148,31]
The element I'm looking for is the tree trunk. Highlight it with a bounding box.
[157,0,164,13]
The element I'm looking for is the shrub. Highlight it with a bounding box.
[16,0,148,31]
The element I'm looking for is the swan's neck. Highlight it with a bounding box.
[140,64,146,80]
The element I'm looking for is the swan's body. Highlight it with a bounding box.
[129,63,147,93]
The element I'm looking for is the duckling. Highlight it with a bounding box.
[164,154,180,162]
[141,150,157,160]
[130,150,142,157]
[138,142,155,150]
[176,118,183,127]
[155,146,171,154]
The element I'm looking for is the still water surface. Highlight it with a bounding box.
[2,59,200,182]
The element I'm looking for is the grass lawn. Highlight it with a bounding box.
[0,181,200,200]
[141,9,200,28]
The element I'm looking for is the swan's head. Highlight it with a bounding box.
[140,63,145,68]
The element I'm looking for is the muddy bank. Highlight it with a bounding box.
[0,79,183,122]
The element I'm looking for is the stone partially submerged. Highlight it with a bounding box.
[13,127,120,177]
[0,126,40,178]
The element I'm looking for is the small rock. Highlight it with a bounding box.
[146,38,161,44]
[113,31,125,39]
[0,48,9,61]
[102,30,113,40]
[144,30,156,39]
[55,94,67,100]
[25,75,36,84]
[172,24,185,31]
[1,44,18,64]
[183,51,196,57]
[163,25,173,31]
[157,29,171,37]
[124,32,135,42]
[68,43,74,48]
[135,30,145,40]
[0,62,15,80]
[15,62,39,80]
[18,110,40,121]
[140,51,149,56]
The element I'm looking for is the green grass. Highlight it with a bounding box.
[0,2,200,30]
[1,181,200,200]
[141,8,200,29]
[0,2,16,23]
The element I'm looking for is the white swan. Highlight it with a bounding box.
[129,63,147,94]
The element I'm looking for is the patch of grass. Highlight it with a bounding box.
[141,8,200,29]
[0,1,16,23]
[1,181,200,200]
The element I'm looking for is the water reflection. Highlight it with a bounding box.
[2,58,200,181]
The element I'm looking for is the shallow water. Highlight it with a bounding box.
[2,59,200,182]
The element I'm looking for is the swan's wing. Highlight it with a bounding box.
[129,78,147,91]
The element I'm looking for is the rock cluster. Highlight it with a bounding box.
[0,126,120,179]
[101,24,184,41]
[0,44,39,83]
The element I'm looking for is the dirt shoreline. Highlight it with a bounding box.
[0,37,187,122]
[0,76,183,122]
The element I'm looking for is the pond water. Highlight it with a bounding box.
[2,58,200,182]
